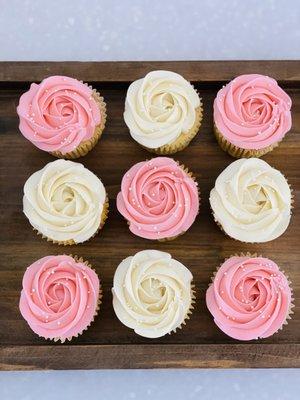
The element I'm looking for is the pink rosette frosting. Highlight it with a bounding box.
[17,75,101,154]
[19,255,100,342]
[117,157,199,240]
[214,74,292,150]
[206,256,292,341]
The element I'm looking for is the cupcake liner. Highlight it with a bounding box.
[157,233,181,243]
[209,253,294,338]
[51,89,107,159]
[214,124,280,159]
[127,221,182,243]
[145,100,203,155]
[210,177,293,244]
[171,284,196,334]
[52,255,102,343]
[158,162,200,242]
[35,197,109,246]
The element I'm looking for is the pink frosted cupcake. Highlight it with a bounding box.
[19,255,101,342]
[117,157,199,241]
[214,74,292,158]
[17,75,106,159]
[206,255,293,341]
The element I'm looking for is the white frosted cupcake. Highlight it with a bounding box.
[112,250,195,338]
[124,70,202,154]
[209,158,292,243]
[23,159,108,245]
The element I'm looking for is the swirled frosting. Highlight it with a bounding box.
[17,75,101,154]
[23,159,107,243]
[214,74,292,150]
[19,255,100,341]
[117,157,199,240]
[112,250,193,338]
[210,158,291,242]
[206,256,292,340]
[124,70,200,148]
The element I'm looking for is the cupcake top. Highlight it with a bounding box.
[23,159,107,244]
[210,158,292,243]
[19,255,100,342]
[112,250,194,338]
[214,74,292,150]
[206,256,292,341]
[117,157,199,240]
[124,70,201,149]
[17,75,101,154]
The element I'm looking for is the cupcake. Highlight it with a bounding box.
[124,70,202,154]
[214,74,292,158]
[112,250,195,338]
[209,158,292,243]
[206,255,293,340]
[19,255,101,342]
[17,75,106,159]
[23,159,108,245]
[117,157,199,241]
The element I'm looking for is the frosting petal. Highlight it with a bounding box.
[117,157,199,240]
[17,76,101,154]
[19,255,100,341]
[23,159,107,243]
[210,158,291,242]
[112,250,193,338]
[124,70,200,148]
[206,256,292,340]
[214,74,292,150]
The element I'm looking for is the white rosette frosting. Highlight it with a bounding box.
[124,70,200,149]
[112,250,194,338]
[23,159,106,243]
[210,158,292,243]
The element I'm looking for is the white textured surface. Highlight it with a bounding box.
[1,0,300,399]
[0,0,300,61]
[1,369,300,400]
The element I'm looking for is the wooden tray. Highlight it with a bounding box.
[0,61,299,370]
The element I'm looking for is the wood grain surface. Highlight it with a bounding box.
[0,61,299,370]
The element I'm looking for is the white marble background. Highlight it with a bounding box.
[0,0,300,61]
[0,0,300,399]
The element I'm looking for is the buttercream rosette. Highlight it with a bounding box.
[17,75,106,159]
[124,70,202,154]
[206,255,293,341]
[19,255,101,342]
[214,74,292,158]
[209,158,292,243]
[112,250,195,338]
[117,157,199,241]
[23,159,108,245]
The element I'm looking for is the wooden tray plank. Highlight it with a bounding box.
[0,61,299,369]
[1,344,300,370]
[0,61,300,83]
